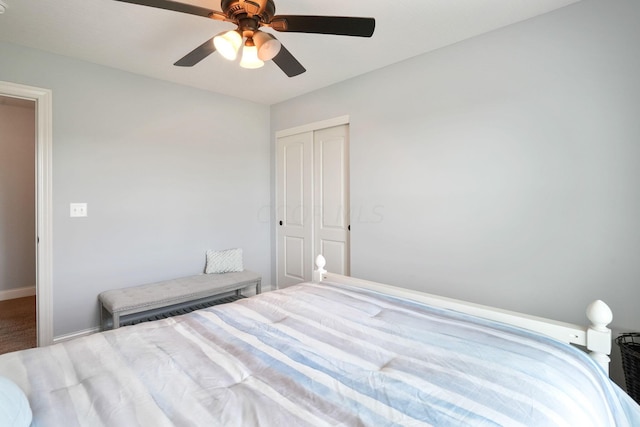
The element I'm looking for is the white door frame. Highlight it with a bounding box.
[0,81,53,346]
[275,115,349,139]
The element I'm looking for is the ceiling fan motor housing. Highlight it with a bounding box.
[221,0,276,23]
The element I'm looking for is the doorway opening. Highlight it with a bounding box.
[0,95,36,353]
[0,81,53,347]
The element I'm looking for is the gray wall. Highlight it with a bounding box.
[0,42,272,336]
[271,0,640,385]
[0,100,35,294]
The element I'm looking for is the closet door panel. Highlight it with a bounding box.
[276,132,313,287]
[314,125,350,276]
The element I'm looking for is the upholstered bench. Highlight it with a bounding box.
[98,270,261,330]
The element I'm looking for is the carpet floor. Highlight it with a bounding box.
[0,296,37,355]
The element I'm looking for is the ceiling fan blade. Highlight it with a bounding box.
[113,0,217,18]
[272,44,306,77]
[174,38,216,67]
[270,15,375,37]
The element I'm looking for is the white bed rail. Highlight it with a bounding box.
[312,255,613,375]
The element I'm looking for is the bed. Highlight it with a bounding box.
[1,256,639,426]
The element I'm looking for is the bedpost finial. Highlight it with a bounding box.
[315,254,326,272]
[313,254,327,283]
[586,300,613,332]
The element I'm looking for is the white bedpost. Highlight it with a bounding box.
[313,255,327,283]
[585,300,613,375]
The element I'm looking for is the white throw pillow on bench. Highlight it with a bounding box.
[205,248,243,274]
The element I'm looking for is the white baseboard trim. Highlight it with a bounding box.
[0,286,36,301]
[52,327,100,344]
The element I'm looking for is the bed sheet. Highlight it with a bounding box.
[1,281,639,426]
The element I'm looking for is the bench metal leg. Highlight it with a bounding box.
[100,303,104,330]
[99,302,118,331]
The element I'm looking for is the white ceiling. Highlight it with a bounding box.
[0,0,579,105]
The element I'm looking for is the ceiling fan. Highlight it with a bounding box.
[114,0,376,77]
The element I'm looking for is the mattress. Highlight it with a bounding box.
[1,281,639,426]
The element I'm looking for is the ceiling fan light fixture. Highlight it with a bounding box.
[117,0,376,77]
[213,30,242,60]
[253,31,281,61]
[240,39,264,69]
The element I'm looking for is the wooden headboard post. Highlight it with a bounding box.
[313,254,614,375]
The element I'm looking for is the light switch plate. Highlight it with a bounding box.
[70,203,87,217]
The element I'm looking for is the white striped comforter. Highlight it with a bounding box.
[1,281,639,426]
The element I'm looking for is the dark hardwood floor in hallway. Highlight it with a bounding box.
[0,295,36,355]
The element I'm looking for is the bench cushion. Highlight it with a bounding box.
[99,270,261,314]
